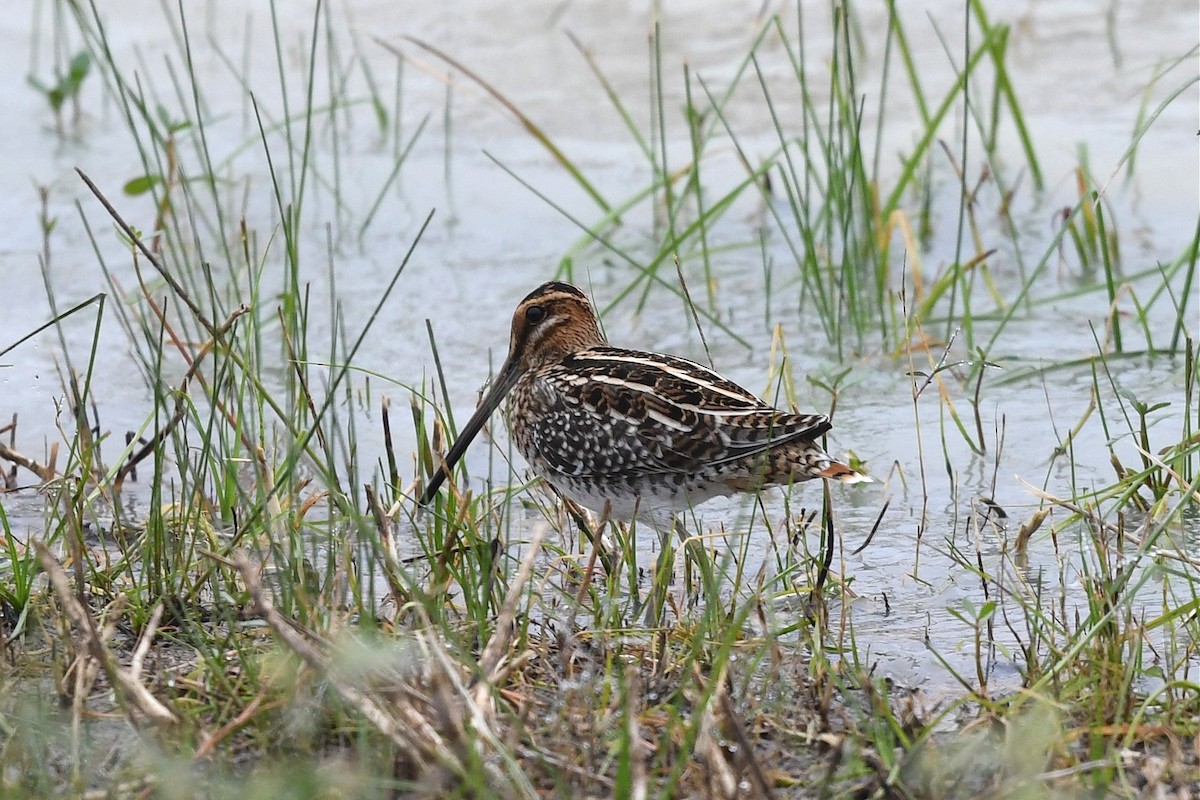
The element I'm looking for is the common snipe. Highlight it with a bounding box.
[419,281,866,527]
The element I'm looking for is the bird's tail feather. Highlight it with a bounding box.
[819,461,872,483]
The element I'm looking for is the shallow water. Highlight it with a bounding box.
[1,0,1197,698]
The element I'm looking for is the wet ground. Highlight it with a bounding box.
[2,0,1197,698]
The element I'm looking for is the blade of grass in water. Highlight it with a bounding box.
[482,150,757,352]
[395,36,612,214]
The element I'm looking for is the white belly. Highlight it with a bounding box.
[544,475,734,531]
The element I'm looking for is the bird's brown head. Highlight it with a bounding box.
[506,281,607,372]
[418,281,605,506]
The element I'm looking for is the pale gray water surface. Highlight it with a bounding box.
[1,0,1197,699]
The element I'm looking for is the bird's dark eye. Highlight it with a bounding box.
[526,305,546,324]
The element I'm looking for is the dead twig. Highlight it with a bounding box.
[475,524,545,705]
[365,483,411,606]
[75,169,217,337]
[192,690,269,761]
[35,542,178,726]
[694,667,739,798]
[0,440,56,483]
[718,691,776,799]
[233,551,467,782]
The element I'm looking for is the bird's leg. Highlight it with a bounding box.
[573,500,617,612]
[671,514,693,604]
[552,487,616,575]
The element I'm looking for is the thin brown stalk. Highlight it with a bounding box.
[233,551,465,778]
[718,691,777,799]
[476,524,545,695]
[365,483,411,605]
[192,690,269,760]
[114,305,249,490]
[625,662,649,800]
[694,672,738,797]
[0,441,56,482]
[75,169,217,337]
[35,542,178,726]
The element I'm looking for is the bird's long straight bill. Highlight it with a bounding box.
[418,358,521,505]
